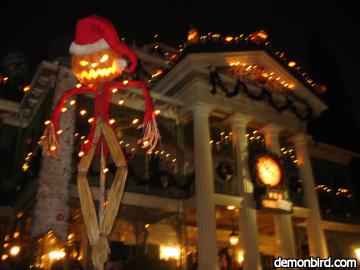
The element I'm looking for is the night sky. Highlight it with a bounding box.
[1,1,360,151]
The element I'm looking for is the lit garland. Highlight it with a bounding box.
[209,68,313,121]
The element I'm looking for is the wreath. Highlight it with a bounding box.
[215,161,233,182]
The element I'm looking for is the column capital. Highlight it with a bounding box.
[261,123,284,137]
[289,132,312,146]
[189,101,213,116]
[228,113,251,129]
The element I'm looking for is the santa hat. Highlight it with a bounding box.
[69,15,137,73]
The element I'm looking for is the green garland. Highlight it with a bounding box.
[209,68,313,121]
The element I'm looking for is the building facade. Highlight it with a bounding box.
[1,39,360,270]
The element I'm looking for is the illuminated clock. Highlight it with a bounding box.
[255,155,282,187]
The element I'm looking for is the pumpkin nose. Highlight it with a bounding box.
[91,62,98,68]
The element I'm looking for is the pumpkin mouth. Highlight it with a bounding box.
[78,60,120,81]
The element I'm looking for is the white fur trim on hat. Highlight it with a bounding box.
[69,38,109,55]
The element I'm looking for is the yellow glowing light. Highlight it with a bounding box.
[165,153,170,158]
[78,151,84,157]
[123,80,129,85]
[99,54,109,63]
[154,109,161,115]
[88,117,94,123]
[229,231,239,246]
[80,110,87,116]
[160,246,180,261]
[50,145,57,151]
[45,120,51,125]
[4,235,9,241]
[152,69,163,78]
[23,85,31,92]
[48,250,65,260]
[118,99,124,105]
[70,99,76,106]
[109,119,115,125]
[256,156,282,187]
[76,83,82,88]
[132,118,139,125]
[79,60,88,67]
[355,248,360,260]
[22,163,29,172]
[227,205,235,211]
[1,254,8,261]
[225,36,234,42]
[78,60,119,82]
[237,251,244,264]
[13,231,20,239]
[4,243,9,248]
[102,168,109,173]
[57,129,63,135]
[112,88,118,93]
[288,61,296,67]
[10,246,20,256]
[143,140,149,147]
[83,140,89,144]
[188,28,199,44]
[61,107,67,113]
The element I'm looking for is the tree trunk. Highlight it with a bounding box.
[31,65,77,241]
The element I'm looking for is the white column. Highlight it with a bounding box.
[230,114,262,270]
[262,124,296,258]
[192,102,219,270]
[290,133,328,257]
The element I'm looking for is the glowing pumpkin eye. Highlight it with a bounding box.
[100,54,109,63]
[79,60,88,66]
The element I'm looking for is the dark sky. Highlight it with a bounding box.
[1,0,359,150]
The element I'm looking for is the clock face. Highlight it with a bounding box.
[256,156,282,187]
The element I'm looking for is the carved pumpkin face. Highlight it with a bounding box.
[72,48,123,85]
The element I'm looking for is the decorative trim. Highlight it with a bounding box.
[209,68,313,122]
[69,38,109,55]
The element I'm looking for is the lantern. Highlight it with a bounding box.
[72,48,123,85]
[228,230,240,246]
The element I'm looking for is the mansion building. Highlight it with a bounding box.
[0,32,359,270]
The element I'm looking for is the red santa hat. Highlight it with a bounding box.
[69,15,137,73]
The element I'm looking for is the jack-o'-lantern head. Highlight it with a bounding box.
[72,48,124,85]
[69,15,138,85]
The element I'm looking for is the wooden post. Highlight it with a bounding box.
[99,144,106,225]
[98,143,106,270]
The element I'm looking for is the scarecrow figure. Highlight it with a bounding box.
[42,15,159,269]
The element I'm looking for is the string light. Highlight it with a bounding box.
[132,118,139,125]
[154,109,161,115]
[70,99,76,106]
[80,110,87,116]
[109,119,115,125]
[118,99,124,105]
[88,117,94,123]
[23,85,31,92]
[61,107,67,113]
